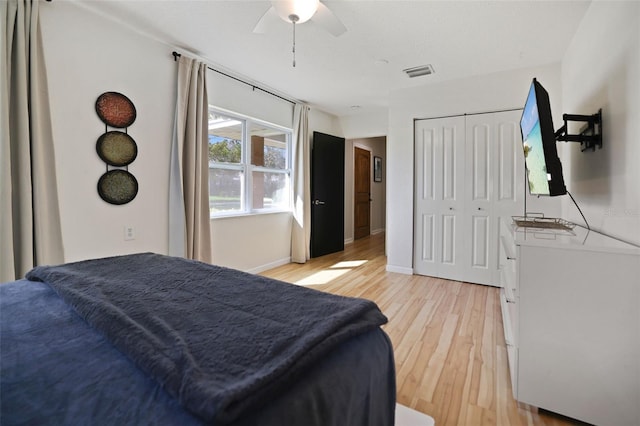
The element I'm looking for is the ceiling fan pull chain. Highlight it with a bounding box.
[292,20,296,67]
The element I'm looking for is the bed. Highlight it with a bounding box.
[1,253,396,425]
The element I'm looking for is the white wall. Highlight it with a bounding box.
[207,70,293,130]
[385,0,640,273]
[39,2,333,271]
[560,0,640,245]
[339,109,388,139]
[210,213,292,273]
[309,108,344,139]
[41,1,174,262]
[385,64,563,273]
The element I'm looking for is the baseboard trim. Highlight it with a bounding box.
[246,257,291,274]
[385,264,413,275]
[344,238,354,245]
[371,228,385,235]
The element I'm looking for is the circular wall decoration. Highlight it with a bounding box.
[97,169,138,205]
[95,92,137,128]
[96,131,138,167]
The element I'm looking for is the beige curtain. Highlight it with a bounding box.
[169,55,212,263]
[1,0,64,282]
[291,103,310,263]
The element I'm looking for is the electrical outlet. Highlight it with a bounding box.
[124,226,135,241]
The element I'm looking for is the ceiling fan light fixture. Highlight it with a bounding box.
[272,0,320,24]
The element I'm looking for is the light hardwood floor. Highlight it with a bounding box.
[261,233,579,426]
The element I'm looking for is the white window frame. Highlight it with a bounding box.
[208,107,292,218]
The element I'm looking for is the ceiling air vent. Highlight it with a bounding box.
[403,64,435,78]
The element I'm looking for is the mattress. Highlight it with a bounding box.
[1,254,396,425]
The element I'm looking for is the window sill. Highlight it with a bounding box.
[210,209,292,220]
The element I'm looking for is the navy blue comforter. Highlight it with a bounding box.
[2,254,395,425]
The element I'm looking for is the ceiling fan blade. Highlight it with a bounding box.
[253,6,279,34]
[312,2,347,37]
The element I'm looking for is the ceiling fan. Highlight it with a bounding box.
[253,0,347,66]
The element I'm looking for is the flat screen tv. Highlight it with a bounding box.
[520,78,567,196]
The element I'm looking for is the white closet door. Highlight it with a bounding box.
[415,110,523,286]
[464,118,493,284]
[414,116,466,281]
[490,111,525,284]
[464,110,523,285]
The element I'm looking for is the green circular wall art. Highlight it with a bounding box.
[97,170,138,205]
[96,131,138,167]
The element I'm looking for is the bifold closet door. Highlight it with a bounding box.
[414,116,466,281]
[414,110,523,286]
[464,110,523,285]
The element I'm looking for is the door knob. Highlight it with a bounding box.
[313,200,325,205]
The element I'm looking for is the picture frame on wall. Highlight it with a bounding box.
[374,156,382,182]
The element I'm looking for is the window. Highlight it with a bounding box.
[208,108,291,216]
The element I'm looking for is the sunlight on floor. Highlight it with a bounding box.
[295,269,350,286]
[330,260,368,268]
[294,259,368,286]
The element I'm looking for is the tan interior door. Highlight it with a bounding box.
[354,147,371,240]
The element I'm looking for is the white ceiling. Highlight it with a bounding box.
[81,0,591,117]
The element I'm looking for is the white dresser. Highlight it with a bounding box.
[499,220,640,425]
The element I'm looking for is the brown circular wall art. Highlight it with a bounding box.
[95,91,137,128]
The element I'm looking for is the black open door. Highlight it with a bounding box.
[311,131,345,258]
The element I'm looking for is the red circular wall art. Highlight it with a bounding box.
[95,92,137,128]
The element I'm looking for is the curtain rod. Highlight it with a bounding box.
[172,51,296,106]
[413,107,523,122]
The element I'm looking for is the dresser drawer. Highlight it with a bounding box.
[500,259,516,302]
[500,288,517,346]
[500,229,518,301]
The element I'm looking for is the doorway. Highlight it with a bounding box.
[354,146,371,240]
[347,137,386,244]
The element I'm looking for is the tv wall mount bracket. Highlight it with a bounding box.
[554,109,602,152]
